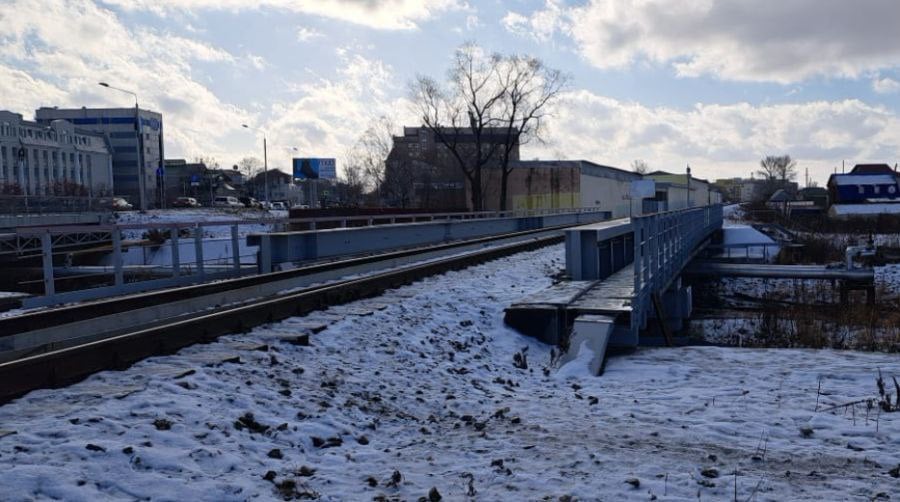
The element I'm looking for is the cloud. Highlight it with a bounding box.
[0,0,254,164]
[873,76,900,94]
[535,91,900,184]
[100,0,465,30]
[557,0,900,83]
[501,0,565,43]
[263,53,417,176]
[296,27,323,42]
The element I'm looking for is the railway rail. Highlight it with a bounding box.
[0,225,569,404]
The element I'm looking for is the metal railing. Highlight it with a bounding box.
[631,204,723,338]
[13,207,611,308]
[0,195,112,214]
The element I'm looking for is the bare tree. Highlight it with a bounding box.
[631,159,649,175]
[757,155,797,197]
[358,116,395,199]
[494,54,569,210]
[411,43,508,211]
[238,157,263,178]
[193,156,219,169]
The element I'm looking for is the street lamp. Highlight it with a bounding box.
[242,124,268,204]
[99,82,147,212]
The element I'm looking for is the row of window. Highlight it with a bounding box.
[0,122,95,146]
[855,184,898,195]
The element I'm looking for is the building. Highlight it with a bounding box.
[645,171,723,209]
[35,106,164,209]
[385,126,519,210]
[826,163,900,218]
[0,110,113,196]
[827,173,900,205]
[249,169,306,205]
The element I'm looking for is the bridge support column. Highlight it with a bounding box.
[646,277,692,341]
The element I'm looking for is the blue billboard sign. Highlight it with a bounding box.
[292,158,336,180]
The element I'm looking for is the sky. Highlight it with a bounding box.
[1,0,899,186]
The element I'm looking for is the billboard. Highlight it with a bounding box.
[292,158,336,180]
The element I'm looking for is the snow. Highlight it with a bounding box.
[830,203,900,216]
[114,208,284,240]
[1,245,898,501]
[828,174,898,186]
[875,264,900,297]
[718,224,780,261]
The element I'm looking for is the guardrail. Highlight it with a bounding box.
[14,207,612,308]
[631,204,723,339]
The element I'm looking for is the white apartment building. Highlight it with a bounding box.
[0,111,113,196]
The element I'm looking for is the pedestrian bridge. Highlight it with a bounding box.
[505,205,723,373]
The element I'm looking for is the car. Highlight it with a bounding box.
[172,196,201,208]
[212,196,243,208]
[97,196,133,211]
[269,201,287,210]
[238,196,262,209]
[291,203,310,210]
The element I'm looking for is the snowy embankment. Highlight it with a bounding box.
[108,209,286,267]
[1,245,898,501]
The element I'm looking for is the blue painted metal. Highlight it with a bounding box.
[249,209,612,272]
[631,205,723,343]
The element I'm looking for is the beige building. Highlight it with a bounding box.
[0,110,113,196]
[645,170,721,209]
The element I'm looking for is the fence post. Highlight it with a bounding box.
[231,224,240,272]
[171,226,180,277]
[260,234,272,274]
[112,229,124,286]
[41,231,55,297]
[194,225,205,279]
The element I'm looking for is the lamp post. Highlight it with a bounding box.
[99,82,147,212]
[686,164,692,208]
[242,124,268,204]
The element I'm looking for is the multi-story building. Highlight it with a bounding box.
[0,110,113,196]
[35,106,164,208]
[385,126,519,209]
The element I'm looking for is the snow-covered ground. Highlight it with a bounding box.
[115,208,286,240]
[105,209,287,267]
[1,245,898,501]
[719,225,780,262]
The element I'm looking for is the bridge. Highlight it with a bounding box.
[505,205,724,373]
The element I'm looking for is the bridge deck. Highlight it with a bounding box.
[569,265,634,316]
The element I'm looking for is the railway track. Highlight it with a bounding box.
[0,225,568,404]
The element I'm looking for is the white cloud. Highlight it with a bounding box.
[502,1,565,43]
[534,91,900,185]
[0,0,254,165]
[296,27,323,42]
[263,53,417,176]
[873,76,900,94]
[100,0,465,30]
[559,0,900,83]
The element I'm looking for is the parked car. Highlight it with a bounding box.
[212,196,243,208]
[269,201,287,210]
[238,196,261,209]
[98,197,133,211]
[291,203,310,210]
[172,196,201,208]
